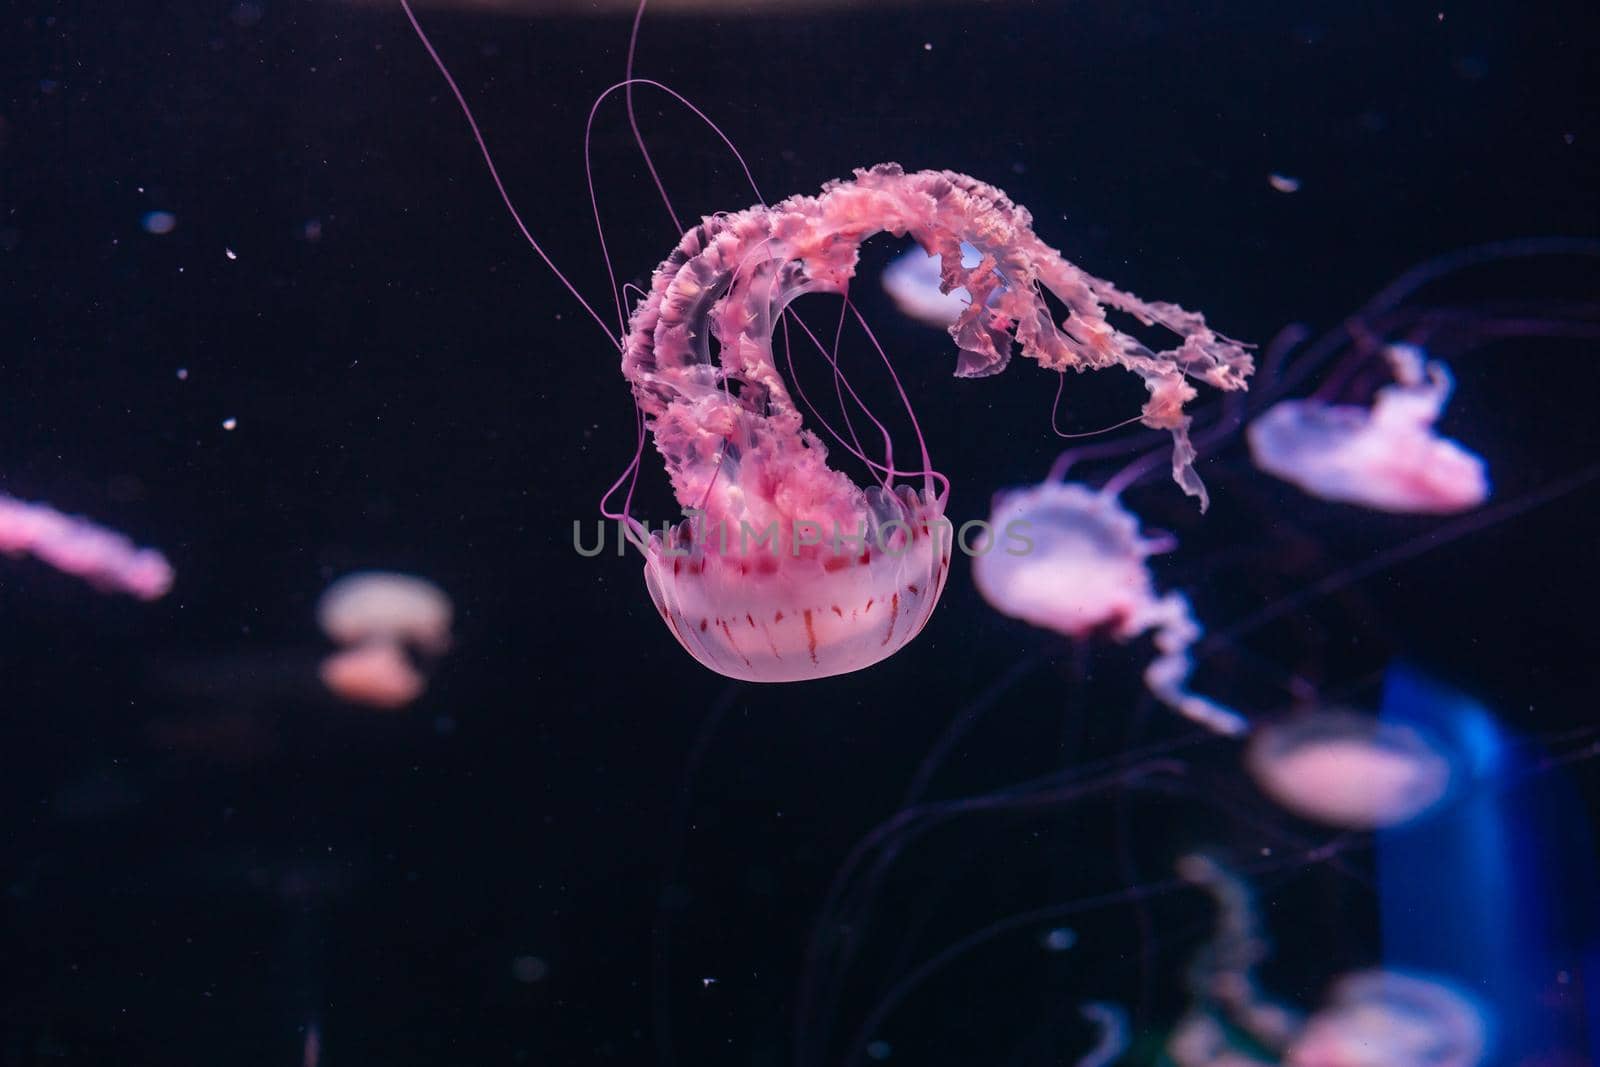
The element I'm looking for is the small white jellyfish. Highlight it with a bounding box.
[1245,709,1453,829]
[1286,970,1487,1067]
[1248,344,1489,514]
[317,641,426,711]
[315,571,452,710]
[880,241,983,329]
[316,571,453,655]
[972,481,1245,736]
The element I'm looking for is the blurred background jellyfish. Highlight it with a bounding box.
[315,571,452,710]
[1287,970,1488,1067]
[972,479,1245,736]
[1170,854,1489,1067]
[1245,709,1453,829]
[880,241,980,329]
[1248,344,1489,514]
[0,492,173,600]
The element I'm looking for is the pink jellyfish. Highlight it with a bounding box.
[0,492,173,600]
[397,7,1250,682]
[622,165,1253,682]
[1245,709,1453,829]
[971,480,1245,735]
[1170,855,1488,1067]
[1247,343,1489,514]
[315,571,453,710]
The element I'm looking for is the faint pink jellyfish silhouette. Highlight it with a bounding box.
[315,571,452,709]
[1171,854,1488,1067]
[0,492,173,600]
[971,480,1245,735]
[1245,709,1453,829]
[623,165,1252,682]
[319,641,428,711]
[1248,343,1488,514]
[316,571,453,654]
[1286,970,1487,1067]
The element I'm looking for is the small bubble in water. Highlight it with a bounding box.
[511,955,548,983]
[1042,927,1077,951]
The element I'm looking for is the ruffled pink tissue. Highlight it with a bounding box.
[619,165,1251,682]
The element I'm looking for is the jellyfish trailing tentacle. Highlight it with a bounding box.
[623,164,1252,682]
[0,492,173,600]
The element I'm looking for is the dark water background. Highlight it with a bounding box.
[3,2,1598,1065]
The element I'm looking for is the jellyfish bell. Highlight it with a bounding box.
[318,640,428,710]
[972,481,1158,638]
[315,571,453,655]
[1248,343,1489,515]
[972,480,1245,735]
[1245,709,1453,829]
[638,484,950,683]
[1286,970,1488,1067]
[621,165,1252,682]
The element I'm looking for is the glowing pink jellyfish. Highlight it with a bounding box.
[0,492,173,600]
[622,165,1252,682]
[1248,343,1489,514]
[971,481,1245,735]
[1245,709,1453,829]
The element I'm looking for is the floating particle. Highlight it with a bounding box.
[221,417,237,431]
[225,248,237,261]
[1269,172,1302,193]
[142,211,177,235]
[1042,927,1077,951]
[511,955,548,983]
